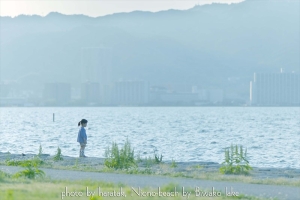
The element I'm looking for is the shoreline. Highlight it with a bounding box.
[1,151,299,169]
[1,152,300,183]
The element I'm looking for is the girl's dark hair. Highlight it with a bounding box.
[78,119,88,126]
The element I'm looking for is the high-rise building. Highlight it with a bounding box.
[113,80,149,106]
[81,47,112,105]
[250,72,300,106]
[81,82,100,105]
[81,47,112,85]
[43,83,71,106]
[99,84,113,105]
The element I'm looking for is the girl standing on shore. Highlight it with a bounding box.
[77,119,88,157]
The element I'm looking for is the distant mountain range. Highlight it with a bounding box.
[0,0,299,97]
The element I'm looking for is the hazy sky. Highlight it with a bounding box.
[1,0,243,17]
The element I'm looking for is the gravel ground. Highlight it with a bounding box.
[1,152,299,180]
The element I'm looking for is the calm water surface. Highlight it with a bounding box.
[0,107,299,169]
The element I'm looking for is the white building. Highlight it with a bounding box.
[81,82,100,105]
[43,83,71,106]
[113,80,149,106]
[250,72,300,106]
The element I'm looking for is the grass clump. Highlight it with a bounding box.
[13,158,45,179]
[136,149,164,168]
[154,149,163,164]
[53,147,63,161]
[0,170,10,182]
[154,153,163,164]
[170,159,177,168]
[143,148,163,166]
[220,144,253,175]
[104,138,136,169]
[126,167,152,175]
[6,157,44,167]
[193,164,203,169]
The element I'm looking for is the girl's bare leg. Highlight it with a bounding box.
[80,144,86,157]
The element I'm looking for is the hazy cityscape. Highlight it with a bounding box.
[0,0,299,107]
[1,70,299,107]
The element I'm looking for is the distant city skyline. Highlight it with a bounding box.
[0,0,298,107]
[1,0,243,17]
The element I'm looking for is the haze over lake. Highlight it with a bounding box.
[1,0,299,107]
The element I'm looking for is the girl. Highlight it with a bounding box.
[77,119,88,157]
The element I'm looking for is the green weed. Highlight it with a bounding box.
[6,157,44,167]
[104,138,136,169]
[220,144,253,175]
[0,170,10,182]
[53,147,63,161]
[13,158,45,179]
[170,159,177,168]
[5,189,14,200]
[154,150,163,164]
[126,167,152,175]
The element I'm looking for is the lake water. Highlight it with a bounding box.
[0,107,299,169]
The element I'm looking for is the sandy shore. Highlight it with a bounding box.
[0,152,300,181]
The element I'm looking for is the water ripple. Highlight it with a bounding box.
[0,107,299,169]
